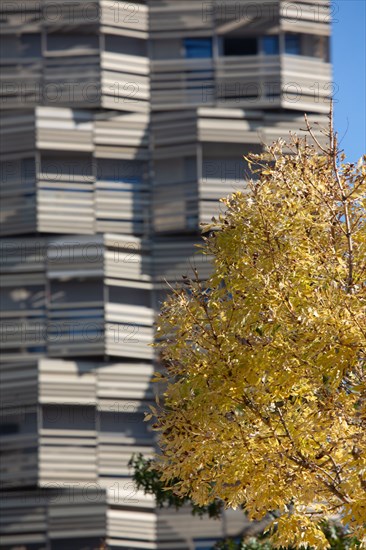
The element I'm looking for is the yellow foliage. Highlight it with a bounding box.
[150,120,366,548]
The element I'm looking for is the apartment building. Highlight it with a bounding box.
[0,1,331,548]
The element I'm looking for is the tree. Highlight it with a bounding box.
[129,453,361,549]
[147,114,366,549]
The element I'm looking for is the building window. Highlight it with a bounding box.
[0,423,19,435]
[42,405,95,430]
[184,38,213,58]
[313,35,330,61]
[223,37,258,56]
[46,33,99,52]
[20,33,42,57]
[262,35,280,55]
[105,35,147,56]
[285,33,301,55]
[108,286,151,308]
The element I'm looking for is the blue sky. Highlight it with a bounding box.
[332,0,366,162]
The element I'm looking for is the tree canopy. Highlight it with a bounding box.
[147,116,366,549]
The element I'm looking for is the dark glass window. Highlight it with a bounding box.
[42,405,95,430]
[22,158,36,181]
[20,34,42,57]
[0,423,18,435]
[108,286,150,307]
[97,159,143,184]
[262,35,279,55]
[52,538,102,550]
[184,38,213,58]
[105,35,147,56]
[285,33,301,55]
[0,34,41,58]
[46,33,98,52]
[223,37,258,56]
[313,36,330,61]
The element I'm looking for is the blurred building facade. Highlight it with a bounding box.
[0,1,331,548]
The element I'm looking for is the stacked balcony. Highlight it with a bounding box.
[1,358,155,490]
[149,0,331,111]
[1,1,331,113]
[0,234,154,361]
[0,107,150,236]
[150,107,329,234]
[1,1,149,111]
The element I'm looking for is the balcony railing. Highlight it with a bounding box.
[151,58,215,109]
[216,53,332,111]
